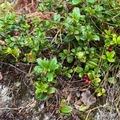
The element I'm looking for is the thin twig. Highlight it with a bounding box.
[0,62,27,74]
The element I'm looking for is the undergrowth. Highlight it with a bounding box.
[0,0,120,119]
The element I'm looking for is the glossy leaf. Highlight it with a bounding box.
[108,77,117,84]
[79,105,89,112]
[74,66,83,73]
[93,78,101,86]
[117,36,120,44]
[34,66,43,74]
[95,88,106,97]
[106,51,115,58]
[86,0,96,3]
[76,51,84,59]
[72,0,82,5]
[60,106,72,114]
[47,73,54,82]
[49,57,59,70]
[72,7,81,20]
[67,56,73,63]
[86,59,98,69]
[107,58,115,62]
[54,13,61,22]
[63,35,75,42]
[47,86,56,94]
[92,35,100,41]
[35,93,48,101]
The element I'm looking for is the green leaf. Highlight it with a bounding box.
[51,57,57,64]
[102,55,106,59]
[49,57,59,70]
[68,69,73,73]
[93,78,101,86]
[66,73,72,78]
[37,58,45,68]
[88,71,95,80]
[26,52,36,62]
[0,1,12,10]
[34,66,43,74]
[117,36,120,44]
[72,7,81,20]
[112,37,117,44]
[107,58,115,62]
[76,51,84,59]
[86,0,96,3]
[94,5,103,11]
[59,53,66,60]
[92,35,100,41]
[42,59,49,68]
[53,13,61,22]
[86,59,98,69]
[61,99,67,103]
[60,106,72,114]
[47,73,54,82]
[93,82,99,86]
[74,66,83,73]
[35,82,48,94]
[41,83,48,89]
[72,0,82,5]
[35,88,41,94]
[79,72,84,77]
[91,58,99,63]
[108,77,117,84]
[64,35,75,42]
[95,88,106,97]
[50,57,57,64]
[94,78,101,83]
[79,105,89,112]
[84,65,89,72]
[47,86,56,94]
[11,48,20,59]
[34,81,41,88]
[106,51,115,58]
[63,49,68,54]
[35,93,48,101]
[67,56,73,63]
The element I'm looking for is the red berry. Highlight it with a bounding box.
[14,31,19,36]
[84,79,89,83]
[29,55,32,59]
[83,74,88,79]
[83,74,90,84]
[27,18,31,24]
[68,6,73,11]
[67,5,73,11]
[108,47,112,52]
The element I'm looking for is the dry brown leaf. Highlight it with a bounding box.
[116,70,120,78]
[27,12,54,20]
[13,0,38,13]
[81,90,96,106]
[0,72,3,80]
[67,94,72,104]
[0,40,6,46]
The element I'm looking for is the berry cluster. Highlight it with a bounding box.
[13,18,32,37]
[108,46,112,52]
[83,74,90,84]
[14,31,19,36]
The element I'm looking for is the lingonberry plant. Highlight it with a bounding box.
[34,57,60,100]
